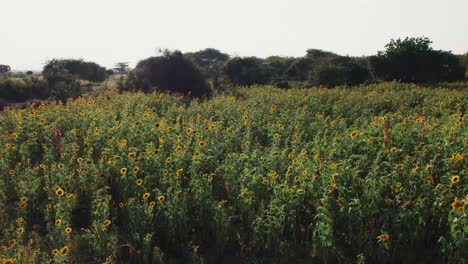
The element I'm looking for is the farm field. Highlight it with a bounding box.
[0,82,467,263]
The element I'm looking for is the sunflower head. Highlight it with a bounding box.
[102,220,112,228]
[55,188,65,197]
[60,246,69,256]
[451,175,460,185]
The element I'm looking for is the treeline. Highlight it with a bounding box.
[0,37,467,104]
[121,36,468,97]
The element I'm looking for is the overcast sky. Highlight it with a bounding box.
[2,0,467,71]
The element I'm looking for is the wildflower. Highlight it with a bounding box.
[143,193,151,200]
[186,128,192,134]
[451,198,464,210]
[119,202,124,208]
[377,233,390,242]
[57,163,64,170]
[18,227,24,234]
[66,193,74,198]
[273,133,279,139]
[55,219,62,225]
[77,157,83,163]
[436,183,444,190]
[55,187,65,197]
[157,195,165,202]
[102,220,112,228]
[149,201,156,208]
[132,167,139,174]
[120,168,127,175]
[287,166,294,173]
[128,152,136,159]
[20,197,28,203]
[65,227,72,234]
[19,202,27,209]
[51,249,59,255]
[3,258,14,264]
[451,175,460,185]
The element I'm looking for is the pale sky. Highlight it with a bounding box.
[1,0,467,71]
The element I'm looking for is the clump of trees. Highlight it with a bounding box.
[0,59,108,104]
[42,59,108,102]
[134,50,211,97]
[370,37,465,83]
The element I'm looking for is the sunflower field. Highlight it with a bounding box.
[0,82,467,263]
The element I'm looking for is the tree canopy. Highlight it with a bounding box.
[134,50,211,97]
[370,37,465,83]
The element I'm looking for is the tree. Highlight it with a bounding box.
[264,56,295,83]
[370,37,465,83]
[223,57,270,86]
[83,62,107,83]
[134,50,210,97]
[114,62,130,77]
[310,57,370,87]
[184,48,230,87]
[0,65,11,75]
[42,59,82,102]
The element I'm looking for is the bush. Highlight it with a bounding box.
[135,50,211,98]
[0,77,50,102]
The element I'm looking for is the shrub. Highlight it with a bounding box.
[135,50,211,98]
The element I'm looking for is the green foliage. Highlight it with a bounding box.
[311,57,370,87]
[0,77,49,102]
[223,57,270,86]
[184,48,230,86]
[43,60,83,102]
[135,50,211,97]
[370,37,465,83]
[264,56,295,84]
